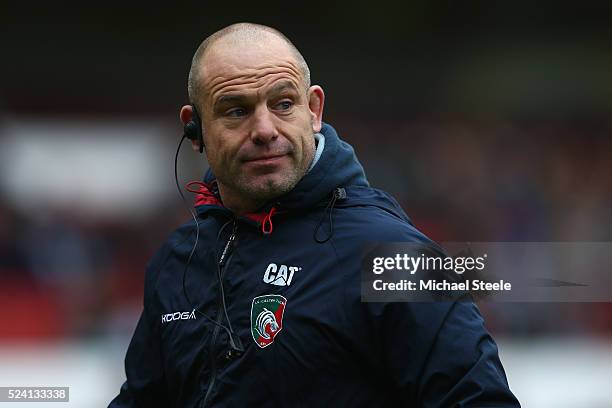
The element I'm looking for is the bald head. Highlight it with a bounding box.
[187,23,311,108]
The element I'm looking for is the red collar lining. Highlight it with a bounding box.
[186,181,277,235]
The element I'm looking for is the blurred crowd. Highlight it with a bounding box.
[1,115,611,341]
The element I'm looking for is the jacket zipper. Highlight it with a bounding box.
[201,221,237,408]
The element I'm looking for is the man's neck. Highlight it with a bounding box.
[217,183,266,215]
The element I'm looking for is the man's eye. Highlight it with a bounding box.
[276,101,293,111]
[226,108,247,117]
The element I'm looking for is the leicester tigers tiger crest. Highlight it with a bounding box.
[250,294,287,348]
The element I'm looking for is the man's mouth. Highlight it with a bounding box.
[243,154,288,164]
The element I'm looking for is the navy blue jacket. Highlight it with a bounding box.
[110,123,520,407]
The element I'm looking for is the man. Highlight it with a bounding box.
[110,23,520,407]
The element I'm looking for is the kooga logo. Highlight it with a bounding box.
[263,263,301,286]
[161,309,196,324]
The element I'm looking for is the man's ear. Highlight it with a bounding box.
[179,104,202,153]
[307,86,325,133]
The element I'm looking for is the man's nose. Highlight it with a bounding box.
[249,106,278,145]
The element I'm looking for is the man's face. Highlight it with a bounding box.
[194,36,324,208]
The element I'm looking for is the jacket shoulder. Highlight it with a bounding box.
[334,197,434,245]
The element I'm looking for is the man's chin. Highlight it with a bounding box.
[239,174,298,201]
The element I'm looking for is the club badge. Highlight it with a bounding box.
[250,294,287,348]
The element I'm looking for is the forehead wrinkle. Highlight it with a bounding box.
[207,67,303,104]
[211,78,302,110]
[207,64,302,91]
[203,61,304,99]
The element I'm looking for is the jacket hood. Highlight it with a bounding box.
[202,122,369,210]
[193,122,413,232]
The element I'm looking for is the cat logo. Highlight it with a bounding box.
[263,263,300,286]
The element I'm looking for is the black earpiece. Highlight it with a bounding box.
[184,104,204,153]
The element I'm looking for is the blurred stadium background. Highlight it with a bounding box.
[2,2,612,407]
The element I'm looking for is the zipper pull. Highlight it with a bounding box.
[334,187,347,200]
[218,223,237,266]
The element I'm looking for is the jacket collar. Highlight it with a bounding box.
[188,122,370,232]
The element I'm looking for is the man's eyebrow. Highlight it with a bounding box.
[268,81,299,95]
[214,94,248,109]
